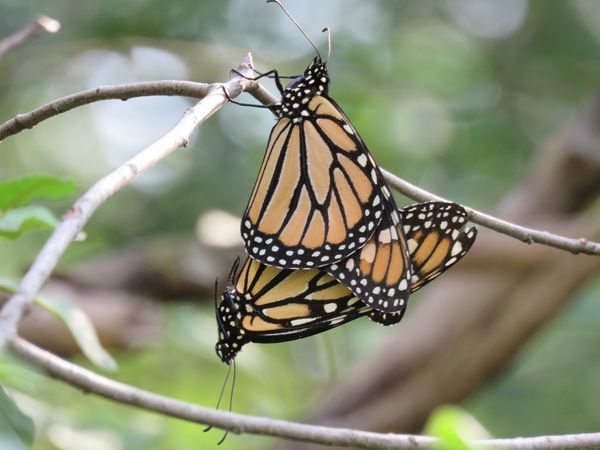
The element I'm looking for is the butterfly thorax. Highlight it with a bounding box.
[215,290,247,364]
[276,57,330,122]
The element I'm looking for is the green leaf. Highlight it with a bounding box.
[36,294,118,372]
[424,405,491,450]
[0,351,40,393]
[0,387,35,448]
[0,175,75,211]
[0,205,59,239]
[0,279,118,372]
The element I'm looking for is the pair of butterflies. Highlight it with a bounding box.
[215,57,477,364]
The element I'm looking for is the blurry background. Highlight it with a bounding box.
[1,0,600,449]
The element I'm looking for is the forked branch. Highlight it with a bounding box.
[9,337,600,450]
[0,16,60,58]
[0,54,260,346]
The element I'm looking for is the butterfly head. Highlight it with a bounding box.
[215,288,247,364]
[279,57,329,121]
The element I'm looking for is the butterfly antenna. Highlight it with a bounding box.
[228,256,241,287]
[203,363,232,433]
[213,277,219,309]
[267,0,321,59]
[216,360,237,445]
[322,27,332,62]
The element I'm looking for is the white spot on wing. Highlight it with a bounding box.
[451,242,463,257]
[408,239,418,253]
[291,317,316,326]
[379,228,392,244]
[324,303,337,313]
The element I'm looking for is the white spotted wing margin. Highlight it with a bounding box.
[324,196,413,315]
[363,201,478,325]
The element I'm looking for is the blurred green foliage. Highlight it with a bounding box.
[0,175,74,239]
[0,278,117,371]
[1,0,600,448]
[0,386,35,449]
[425,405,490,450]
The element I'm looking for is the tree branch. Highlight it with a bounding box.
[0,16,60,58]
[9,336,600,450]
[0,54,259,347]
[0,81,212,142]
[1,80,598,257]
[380,169,600,255]
[9,336,432,449]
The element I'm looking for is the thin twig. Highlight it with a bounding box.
[380,169,600,255]
[0,54,258,347]
[0,81,212,142]
[0,16,60,58]
[9,337,600,450]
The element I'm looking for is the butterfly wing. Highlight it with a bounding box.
[325,197,412,314]
[242,59,393,270]
[230,256,367,344]
[401,202,477,290]
[366,202,477,325]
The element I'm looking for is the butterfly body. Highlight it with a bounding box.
[274,57,329,121]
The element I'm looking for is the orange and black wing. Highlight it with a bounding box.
[401,202,477,290]
[236,257,366,342]
[242,97,389,269]
[325,196,412,314]
[241,58,394,270]
[215,256,368,363]
[366,202,477,325]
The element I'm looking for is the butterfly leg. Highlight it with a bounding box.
[231,68,288,95]
[252,68,299,80]
[219,85,275,109]
[231,68,282,82]
[232,67,299,97]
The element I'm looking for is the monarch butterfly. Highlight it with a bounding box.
[242,55,404,267]
[216,202,477,364]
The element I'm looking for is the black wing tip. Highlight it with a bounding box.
[401,201,468,217]
[461,224,478,250]
[351,277,411,314]
[368,306,407,326]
